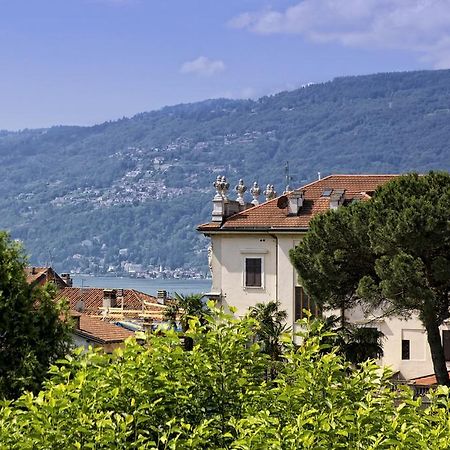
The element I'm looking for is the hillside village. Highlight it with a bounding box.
[2,70,450,276]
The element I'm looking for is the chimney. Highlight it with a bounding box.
[116,289,124,309]
[157,289,167,304]
[31,267,36,275]
[287,190,304,216]
[212,175,229,222]
[60,273,73,287]
[71,312,81,330]
[103,289,117,308]
[75,299,85,312]
[212,176,257,222]
[329,189,346,210]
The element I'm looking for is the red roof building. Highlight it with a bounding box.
[198,174,396,232]
[25,266,69,289]
[195,173,450,382]
[71,311,135,353]
[56,287,167,321]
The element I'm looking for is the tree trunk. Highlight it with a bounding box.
[424,319,450,386]
[340,305,346,329]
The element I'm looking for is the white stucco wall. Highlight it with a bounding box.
[211,233,278,316]
[208,230,446,381]
[346,307,450,380]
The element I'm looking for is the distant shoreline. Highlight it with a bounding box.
[71,275,212,297]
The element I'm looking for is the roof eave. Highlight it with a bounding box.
[200,226,309,235]
[73,329,129,344]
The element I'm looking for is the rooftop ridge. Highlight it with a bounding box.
[199,173,399,232]
[214,174,399,221]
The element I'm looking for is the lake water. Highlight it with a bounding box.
[72,275,212,297]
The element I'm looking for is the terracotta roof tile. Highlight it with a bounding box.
[410,371,450,386]
[25,266,67,288]
[75,314,134,344]
[55,287,166,319]
[198,174,398,231]
[25,267,48,284]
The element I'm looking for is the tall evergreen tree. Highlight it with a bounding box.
[0,232,72,398]
[290,172,450,385]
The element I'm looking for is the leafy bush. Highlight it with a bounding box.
[0,232,72,399]
[1,310,450,449]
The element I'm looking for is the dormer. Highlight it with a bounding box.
[329,189,346,210]
[287,190,304,216]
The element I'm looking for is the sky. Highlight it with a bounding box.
[1,0,449,130]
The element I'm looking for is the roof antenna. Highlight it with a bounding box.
[284,161,292,193]
[46,248,54,268]
[317,171,321,180]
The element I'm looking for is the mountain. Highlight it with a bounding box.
[1,69,449,275]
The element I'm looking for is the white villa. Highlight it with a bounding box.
[198,174,450,383]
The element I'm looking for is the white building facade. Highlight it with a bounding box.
[198,174,450,382]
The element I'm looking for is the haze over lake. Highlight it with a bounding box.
[72,276,211,297]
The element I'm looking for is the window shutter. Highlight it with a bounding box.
[295,286,320,320]
[443,331,450,361]
[401,340,410,360]
[245,258,262,287]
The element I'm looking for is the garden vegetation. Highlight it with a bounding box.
[1,308,450,449]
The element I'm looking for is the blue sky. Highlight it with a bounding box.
[1,0,448,130]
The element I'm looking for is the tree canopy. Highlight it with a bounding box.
[2,310,450,449]
[290,172,450,385]
[0,232,72,399]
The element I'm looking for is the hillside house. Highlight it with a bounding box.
[55,286,168,322]
[70,310,134,353]
[197,174,450,381]
[25,266,71,289]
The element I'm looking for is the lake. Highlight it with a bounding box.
[71,275,212,297]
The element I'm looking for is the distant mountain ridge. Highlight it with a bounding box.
[1,69,449,274]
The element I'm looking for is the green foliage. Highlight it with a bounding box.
[290,202,375,313]
[2,311,450,448]
[290,172,450,384]
[163,293,211,350]
[0,232,72,399]
[1,70,450,272]
[318,315,384,365]
[163,293,210,332]
[248,301,289,376]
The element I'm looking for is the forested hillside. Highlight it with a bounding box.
[1,69,449,274]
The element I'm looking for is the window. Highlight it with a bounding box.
[401,329,425,361]
[401,340,410,360]
[245,257,262,287]
[443,330,450,361]
[294,286,320,321]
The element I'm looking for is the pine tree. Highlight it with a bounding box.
[290,172,450,384]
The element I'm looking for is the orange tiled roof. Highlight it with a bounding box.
[410,372,450,386]
[25,267,48,284]
[198,175,398,232]
[25,266,67,288]
[75,313,134,344]
[55,287,165,318]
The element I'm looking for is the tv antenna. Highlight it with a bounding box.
[284,161,293,193]
[46,247,54,268]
